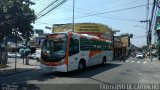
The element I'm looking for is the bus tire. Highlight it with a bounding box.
[78,60,86,71]
[102,57,106,65]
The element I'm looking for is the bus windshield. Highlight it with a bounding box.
[41,34,67,61]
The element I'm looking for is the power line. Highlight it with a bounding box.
[34,0,48,13]
[35,14,138,26]
[33,0,123,15]
[36,0,58,16]
[76,3,153,19]
[34,22,53,25]
[133,35,147,38]
[66,4,151,22]
[37,3,152,24]
[36,0,68,20]
[76,3,152,20]
[34,0,139,14]
[79,0,124,10]
[61,3,139,22]
[34,2,153,25]
[35,13,140,25]
[99,0,141,12]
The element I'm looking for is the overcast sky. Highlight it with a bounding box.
[31,0,154,47]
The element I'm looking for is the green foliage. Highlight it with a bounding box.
[19,48,25,56]
[0,0,36,41]
[19,48,31,56]
[24,48,31,56]
[157,40,160,48]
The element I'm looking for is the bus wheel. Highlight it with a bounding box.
[78,61,85,71]
[102,57,106,65]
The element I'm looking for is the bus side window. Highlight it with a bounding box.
[69,38,79,56]
[74,39,79,53]
[103,42,108,51]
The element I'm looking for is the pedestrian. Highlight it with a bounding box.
[121,54,126,62]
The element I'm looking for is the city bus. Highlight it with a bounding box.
[40,32,113,72]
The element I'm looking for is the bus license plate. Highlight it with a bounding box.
[46,66,57,70]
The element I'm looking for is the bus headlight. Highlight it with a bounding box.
[43,51,50,56]
[59,60,64,65]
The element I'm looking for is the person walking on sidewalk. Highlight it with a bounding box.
[120,54,126,62]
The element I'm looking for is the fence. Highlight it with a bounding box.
[0,48,8,67]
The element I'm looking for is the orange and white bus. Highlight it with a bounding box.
[40,32,113,72]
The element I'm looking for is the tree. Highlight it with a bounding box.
[0,0,36,43]
[0,0,36,67]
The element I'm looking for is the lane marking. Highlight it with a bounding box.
[137,61,140,63]
[143,61,147,64]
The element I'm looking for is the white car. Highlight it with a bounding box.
[35,50,41,61]
[28,53,36,59]
[16,53,21,58]
[8,52,14,58]
[29,50,41,60]
[136,53,144,59]
[8,52,21,58]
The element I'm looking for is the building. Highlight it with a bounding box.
[52,23,113,41]
[29,34,47,48]
[113,33,133,59]
[113,36,123,59]
[121,34,130,55]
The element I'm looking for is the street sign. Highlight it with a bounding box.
[113,30,120,32]
[45,26,51,30]
[35,29,44,35]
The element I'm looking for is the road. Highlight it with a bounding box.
[1,57,160,90]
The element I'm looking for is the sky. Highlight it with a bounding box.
[30,0,154,47]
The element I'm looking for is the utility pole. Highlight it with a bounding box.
[72,0,75,32]
[148,20,152,62]
[146,0,149,32]
[156,0,160,61]
[139,20,150,55]
[148,0,157,62]
[15,30,17,71]
[139,0,156,62]
[146,0,149,46]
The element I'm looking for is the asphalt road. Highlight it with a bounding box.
[0,57,160,90]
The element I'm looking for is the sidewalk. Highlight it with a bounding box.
[145,57,160,63]
[0,58,40,76]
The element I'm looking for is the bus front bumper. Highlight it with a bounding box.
[40,64,68,72]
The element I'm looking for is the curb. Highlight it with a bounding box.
[145,58,160,62]
[0,65,7,68]
[0,67,37,77]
